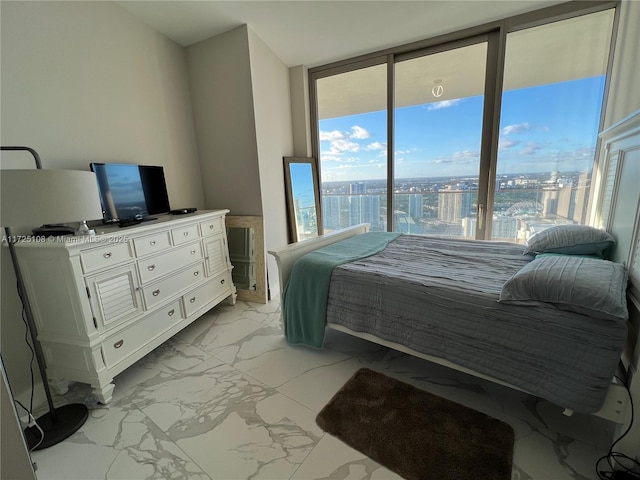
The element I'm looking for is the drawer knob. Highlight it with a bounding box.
[191,249,196,255]
[194,271,199,276]
[220,279,225,284]
[103,252,112,259]
[150,240,156,246]
[114,340,124,349]
[183,232,189,236]
[147,264,156,271]
[209,225,214,229]
[189,297,196,304]
[152,289,160,297]
[168,309,175,316]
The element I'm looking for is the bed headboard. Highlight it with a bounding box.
[591,109,640,377]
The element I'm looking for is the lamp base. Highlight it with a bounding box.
[24,403,89,451]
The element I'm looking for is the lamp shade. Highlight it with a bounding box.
[1,169,103,227]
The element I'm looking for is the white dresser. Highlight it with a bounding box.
[14,210,236,404]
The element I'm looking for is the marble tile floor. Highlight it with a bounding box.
[31,299,617,480]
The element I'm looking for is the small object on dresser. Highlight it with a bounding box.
[32,224,76,237]
[170,208,197,215]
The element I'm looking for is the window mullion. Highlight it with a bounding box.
[477,27,507,240]
[386,54,395,232]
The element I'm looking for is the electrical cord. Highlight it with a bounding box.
[13,399,45,452]
[12,280,45,452]
[596,375,640,479]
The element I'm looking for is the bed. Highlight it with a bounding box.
[269,110,640,458]
[276,228,627,415]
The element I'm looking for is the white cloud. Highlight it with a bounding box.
[519,142,542,155]
[434,150,479,164]
[498,138,519,151]
[452,150,478,160]
[503,123,531,135]
[327,139,361,155]
[349,126,370,139]
[319,130,344,141]
[365,141,386,151]
[427,99,462,111]
[569,146,596,158]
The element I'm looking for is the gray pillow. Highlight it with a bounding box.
[499,255,628,321]
[524,224,615,255]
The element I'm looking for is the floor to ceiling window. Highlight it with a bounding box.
[310,2,617,241]
[493,9,615,243]
[394,40,487,236]
[316,63,388,232]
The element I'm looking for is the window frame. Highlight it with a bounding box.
[309,0,620,238]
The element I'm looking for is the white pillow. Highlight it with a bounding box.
[499,255,628,321]
[524,225,615,255]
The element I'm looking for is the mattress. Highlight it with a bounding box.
[325,234,628,413]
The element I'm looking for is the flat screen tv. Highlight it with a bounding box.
[90,163,171,223]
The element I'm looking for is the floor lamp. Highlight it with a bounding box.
[0,146,104,450]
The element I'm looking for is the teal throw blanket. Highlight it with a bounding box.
[282,232,401,348]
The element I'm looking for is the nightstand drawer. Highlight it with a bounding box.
[133,231,172,257]
[172,224,200,245]
[142,262,205,309]
[183,271,231,317]
[81,242,133,273]
[200,217,224,237]
[138,241,203,284]
[102,300,182,368]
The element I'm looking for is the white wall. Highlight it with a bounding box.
[247,28,293,291]
[188,25,291,292]
[603,0,640,129]
[289,66,312,158]
[186,26,263,216]
[0,0,203,400]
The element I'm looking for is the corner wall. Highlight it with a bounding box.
[247,28,293,290]
[186,26,263,216]
[187,25,292,292]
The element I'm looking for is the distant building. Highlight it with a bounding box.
[572,171,589,223]
[409,194,423,219]
[556,185,574,219]
[350,194,382,230]
[542,189,558,217]
[322,195,344,231]
[350,182,366,194]
[438,191,472,223]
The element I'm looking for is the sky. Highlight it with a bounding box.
[318,76,606,182]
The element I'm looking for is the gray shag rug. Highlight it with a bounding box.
[316,368,514,480]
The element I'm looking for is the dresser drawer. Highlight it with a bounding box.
[142,262,205,309]
[172,224,200,245]
[200,216,224,237]
[81,242,133,273]
[138,241,203,284]
[102,300,182,368]
[183,271,232,317]
[133,231,172,257]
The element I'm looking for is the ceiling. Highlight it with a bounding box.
[115,0,567,68]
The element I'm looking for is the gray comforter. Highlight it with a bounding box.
[326,235,628,413]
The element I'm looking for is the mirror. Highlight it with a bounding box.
[283,157,322,242]
[225,216,267,303]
